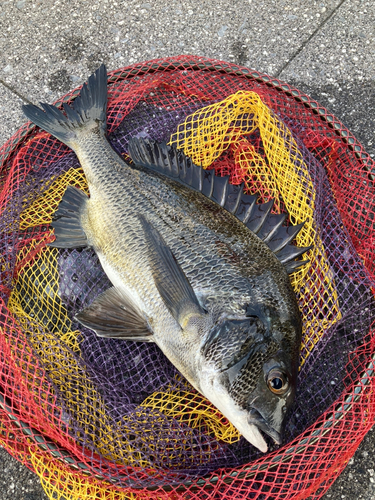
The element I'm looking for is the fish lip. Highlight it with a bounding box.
[248,408,282,445]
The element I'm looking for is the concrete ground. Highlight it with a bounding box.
[0,0,374,498]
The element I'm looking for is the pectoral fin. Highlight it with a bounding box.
[139,215,206,329]
[75,287,153,341]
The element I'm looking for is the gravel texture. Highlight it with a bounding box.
[323,427,375,500]
[0,0,342,103]
[0,82,27,147]
[280,0,375,159]
[0,446,48,500]
[0,0,374,499]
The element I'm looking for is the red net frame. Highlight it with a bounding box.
[0,55,374,499]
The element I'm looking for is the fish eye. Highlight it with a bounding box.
[267,369,289,395]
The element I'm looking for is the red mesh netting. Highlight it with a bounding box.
[0,55,374,500]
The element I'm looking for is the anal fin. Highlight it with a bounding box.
[75,287,153,341]
[49,186,88,248]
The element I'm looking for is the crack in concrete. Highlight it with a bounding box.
[0,1,348,105]
[275,0,347,78]
[0,78,32,105]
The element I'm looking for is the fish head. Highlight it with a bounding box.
[200,311,300,453]
[137,216,301,453]
[242,348,296,448]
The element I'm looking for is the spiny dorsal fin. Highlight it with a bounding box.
[128,138,311,272]
[256,213,287,243]
[128,138,204,192]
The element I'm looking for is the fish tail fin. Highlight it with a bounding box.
[22,65,108,149]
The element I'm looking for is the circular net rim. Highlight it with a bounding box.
[1,55,374,497]
[1,58,373,174]
[1,362,374,492]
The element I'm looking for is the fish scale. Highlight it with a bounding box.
[88,145,291,318]
[80,139,292,380]
[23,65,306,453]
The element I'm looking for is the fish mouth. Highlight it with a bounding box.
[248,408,282,445]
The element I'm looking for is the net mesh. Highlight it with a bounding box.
[0,55,374,499]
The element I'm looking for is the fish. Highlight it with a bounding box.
[22,65,311,453]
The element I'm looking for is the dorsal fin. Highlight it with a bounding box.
[256,213,287,243]
[246,199,274,232]
[128,138,311,272]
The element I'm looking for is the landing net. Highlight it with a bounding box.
[0,55,374,499]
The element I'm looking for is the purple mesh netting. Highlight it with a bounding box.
[4,83,375,489]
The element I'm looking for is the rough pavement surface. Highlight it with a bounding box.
[0,0,374,499]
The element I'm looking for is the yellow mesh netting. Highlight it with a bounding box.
[29,451,140,500]
[20,167,89,230]
[5,90,346,499]
[169,91,341,359]
[233,139,282,211]
[8,249,119,458]
[141,383,240,444]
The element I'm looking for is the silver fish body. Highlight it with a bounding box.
[23,65,307,453]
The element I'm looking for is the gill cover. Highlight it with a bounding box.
[202,313,298,451]
[138,217,299,452]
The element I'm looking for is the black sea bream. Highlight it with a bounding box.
[23,65,311,452]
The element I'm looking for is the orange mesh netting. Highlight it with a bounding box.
[0,55,374,499]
